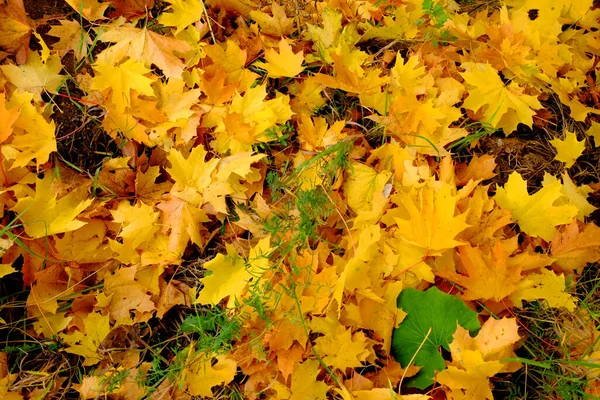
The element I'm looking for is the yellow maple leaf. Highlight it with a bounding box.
[183,351,237,398]
[0,0,32,63]
[100,266,156,324]
[203,40,259,91]
[550,220,600,273]
[437,350,503,400]
[494,172,578,241]
[509,268,577,311]
[344,162,391,214]
[196,237,271,307]
[0,51,63,94]
[438,242,521,302]
[394,183,470,253]
[110,200,159,250]
[65,0,109,21]
[289,359,330,400]
[312,314,371,371]
[460,62,543,134]
[157,194,208,256]
[95,25,192,78]
[196,244,252,308]
[11,174,92,239]
[158,0,203,35]
[543,173,596,221]
[587,121,600,144]
[550,131,585,168]
[306,8,343,63]
[449,318,521,369]
[60,312,110,366]
[0,264,17,279]
[249,2,295,37]
[91,59,155,113]
[3,92,57,168]
[438,318,520,399]
[47,19,92,60]
[167,145,220,206]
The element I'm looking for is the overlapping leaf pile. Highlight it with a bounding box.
[1,0,600,398]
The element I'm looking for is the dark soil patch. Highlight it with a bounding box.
[477,132,562,189]
[52,94,117,172]
[23,0,72,20]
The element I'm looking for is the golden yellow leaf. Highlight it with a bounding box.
[196,244,250,307]
[438,242,521,302]
[509,268,577,311]
[543,173,596,221]
[249,3,295,37]
[91,59,155,113]
[0,0,32,63]
[0,264,16,279]
[394,183,470,253]
[550,131,586,168]
[184,352,237,398]
[550,220,600,273]
[158,0,203,35]
[47,19,92,60]
[64,0,109,21]
[494,172,578,241]
[101,266,156,324]
[449,318,520,369]
[437,350,503,400]
[0,51,63,94]
[289,359,330,400]
[96,25,192,78]
[11,174,92,239]
[344,162,392,214]
[167,145,220,210]
[111,200,159,250]
[587,121,600,143]
[312,314,371,371]
[460,62,542,133]
[61,312,110,366]
[157,194,208,256]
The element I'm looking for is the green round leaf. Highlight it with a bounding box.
[391,286,480,389]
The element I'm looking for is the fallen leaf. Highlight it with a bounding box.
[460,62,543,134]
[96,25,192,78]
[494,172,578,241]
[11,174,92,239]
[158,0,203,35]
[91,59,155,113]
[184,351,237,398]
[289,359,330,400]
[255,38,304,78]
[509,268,577,311]
[391,287,480,389]
[0,51,63,94]
[550,131,585,168]
[61,312,110,366]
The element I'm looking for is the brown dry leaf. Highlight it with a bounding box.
[550,220,600,273]
[109,0,155,19]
